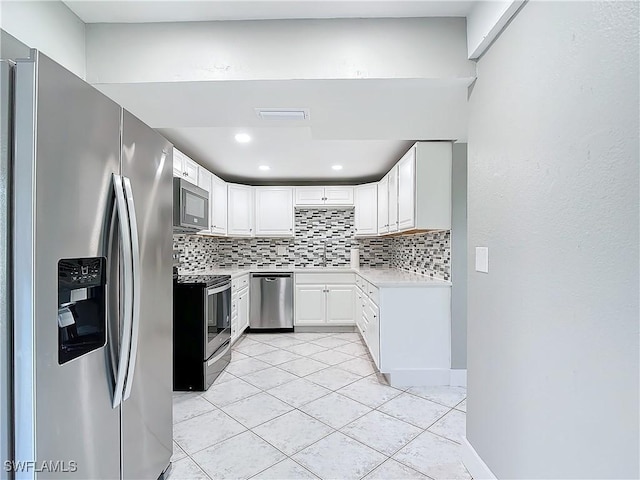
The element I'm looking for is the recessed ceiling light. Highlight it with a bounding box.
[258,165,270,171]
[332,165,343,171]
[235,133,251,143]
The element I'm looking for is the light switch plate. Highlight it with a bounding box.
[276,246,287,256]
[475,247,489,273]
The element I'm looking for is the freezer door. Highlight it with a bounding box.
[120,110,173,480]
[0,60,13,480]
[13,52,122,479]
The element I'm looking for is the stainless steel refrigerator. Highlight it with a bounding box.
[1,50,174,479]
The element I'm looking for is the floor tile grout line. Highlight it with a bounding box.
[337,413,424,459]
[246,456,319,480]
[359,457,435,480]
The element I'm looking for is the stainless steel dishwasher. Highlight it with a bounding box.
[249,273,294,329]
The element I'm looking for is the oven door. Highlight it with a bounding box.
[205,282,231,358]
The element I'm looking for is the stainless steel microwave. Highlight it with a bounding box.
[173,178,209,232]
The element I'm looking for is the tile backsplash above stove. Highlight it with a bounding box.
[174,208,450,280]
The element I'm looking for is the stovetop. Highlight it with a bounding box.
[175,273,231,288]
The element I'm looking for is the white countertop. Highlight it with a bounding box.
[180,266,451,288]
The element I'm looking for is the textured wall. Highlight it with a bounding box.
[175,208,450,278]
[466,1,639,478]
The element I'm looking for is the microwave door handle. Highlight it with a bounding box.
[112,174,134,409]
[122,177,141,402]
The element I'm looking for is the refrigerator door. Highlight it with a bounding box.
[13,52,122,479]
[0,60,13,480]
[120,110,173,480]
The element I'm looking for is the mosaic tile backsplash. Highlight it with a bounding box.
[174,208,450,279]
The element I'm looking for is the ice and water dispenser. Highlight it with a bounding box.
[57,257,107,364]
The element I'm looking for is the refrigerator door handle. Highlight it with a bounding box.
[122,177,141,401]
[112,173,134,409]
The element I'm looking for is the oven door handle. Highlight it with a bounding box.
[206,340,231,367]
[207,283,231,295]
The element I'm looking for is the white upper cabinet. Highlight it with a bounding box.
[354,183,378,236]
[210,174,227,235]
[397,147,416,231]
[377,175,389,234]
[397,142,452,232]
[173,148,199,185]
[324,187,354,205]
[254,187,294,237]
[294,187,325,206]
[197,168,213,234]
[227,184,254,236]
[388,165,399,232]
[294,186,354,206]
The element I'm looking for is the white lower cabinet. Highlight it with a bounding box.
[364,298,380,367]
[326,285,356,324]
[238,289,249,333]
[231,274,250,343]
[294,283,355,326]
[294,285,326,325]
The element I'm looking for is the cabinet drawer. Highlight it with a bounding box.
[355,275,367,291]
[232,275,250,291]
[295,273,355,285]
[367,283,380,305]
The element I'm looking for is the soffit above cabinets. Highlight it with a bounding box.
[64,1,476,24]
[95,78,467,184]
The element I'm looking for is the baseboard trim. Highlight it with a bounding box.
[388,368,451,387]
[450,369,467,387]
[461,437,497,480]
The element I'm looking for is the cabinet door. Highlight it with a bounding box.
[254,187,294,237]
[197,167,212,192]
[238,290,250,334]
[172,149,184,177]
[326,285,355,325]
[365,300,380,367]
[388,165,399,232]
[355,288,365,335]
[377,175,389,234]
[363,302,379,367]
[398,147,416,231]
[295,285,326,325]
[354,184,377,236]
[295,187,325,206]
[324,187,354,206]
[227,184,254,236]
[210,174,227,235]
[182,155,199,185]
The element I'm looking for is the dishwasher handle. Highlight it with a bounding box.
[251,273,293,279]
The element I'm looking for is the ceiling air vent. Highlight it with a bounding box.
[255,108,310,121]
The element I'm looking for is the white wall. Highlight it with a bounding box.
[0,1,85,78]
[466,1,639,477]
[85,18,475,84]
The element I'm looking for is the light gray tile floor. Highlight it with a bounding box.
[169,332,469,480]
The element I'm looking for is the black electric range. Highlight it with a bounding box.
[175,274,231,288]
[173,271,232,391]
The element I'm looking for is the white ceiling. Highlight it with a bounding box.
[95,78,468,183]
[65,1,475,24]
